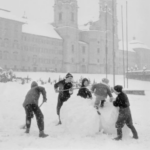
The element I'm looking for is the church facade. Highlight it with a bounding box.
[53,0,119,74]
[1,0,149,74]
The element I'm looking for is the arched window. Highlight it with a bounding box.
[71,12,74,22]
[59,12,62,21]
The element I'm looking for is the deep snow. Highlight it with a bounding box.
[0,72,150,150]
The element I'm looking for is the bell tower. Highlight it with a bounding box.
[54,0,78,28]
[53,0,79,73]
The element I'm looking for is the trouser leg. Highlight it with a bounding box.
[25,104,33,129]
[56,95,64,116]
[126,109,138,139]
[100,100,106,107]
[32,104,44,131]
[114,110,126,140]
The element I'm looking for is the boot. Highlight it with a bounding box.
[100,100,106,108]
[25,128,30,133]
[56,120,62,126]
[39,130,49,138]
[130,126,138,139]
[114,128,122,141]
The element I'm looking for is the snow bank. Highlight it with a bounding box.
[0,73,150,150]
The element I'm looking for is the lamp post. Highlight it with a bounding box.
[126,1,129,88]
[105,4,108,79]
[121,5,125,88]
[112,0,115,86]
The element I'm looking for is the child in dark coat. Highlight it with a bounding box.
[113,85,138,140]
[23,81,48,138]
[54,73,73,125]
[77,78,92,99]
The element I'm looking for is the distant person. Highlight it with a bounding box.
[77,78,92,99]
[91,78,113,109]
[113,85,138,140]
[23,81,48,138]
[54,73,73,125]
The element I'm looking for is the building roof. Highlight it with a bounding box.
[22,21,62,39]
[129,39,150,50]
[119,41,135,53]
[79,41,88,45]
[0,8,25,23]
[79,24,90,31]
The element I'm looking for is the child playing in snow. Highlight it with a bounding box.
[54,73,73,125]
[77,78,92,99]
[113,85,138,140]
[23,81,48,138]
[91,78,113,109]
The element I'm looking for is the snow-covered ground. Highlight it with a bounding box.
[0,72,150,150]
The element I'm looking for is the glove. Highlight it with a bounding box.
[69,88,73,94]
[43,98,47,102]
[109,97,114,102]
[55,88,59,93]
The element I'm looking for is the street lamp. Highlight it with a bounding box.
[105,4,108,79]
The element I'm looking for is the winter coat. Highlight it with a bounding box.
[54,79,73,101]
[23,81,47,107]
[77,88,92,99]
[77,78,92,99]
[91,82,112,99]
[113,92,130,109]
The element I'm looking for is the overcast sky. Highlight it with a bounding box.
[0,0,150,47]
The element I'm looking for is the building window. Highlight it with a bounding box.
[98,59,100,63]
[82,46,85,54]
[4,38,9,47]
[82,58,85,62]
[33,55,37,64]
[0,38,2,46]
[13,52,18,60]
[71,12,74,22]
[59,12,62,21]
[13,40,18,49]
[4,51,7,59]
[72,45,74,53]
[72,58,74,63]
[97,48,100,54]
[0,51,2,59]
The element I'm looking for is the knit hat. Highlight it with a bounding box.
[102,78,109,84]
[114,85,123,93]
[31,81,38,88]
[65,73,73,79]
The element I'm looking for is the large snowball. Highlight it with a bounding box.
[61,97,130,137]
